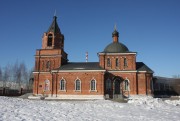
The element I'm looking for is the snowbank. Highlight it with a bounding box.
[165,100,180,106]
[0,96,180,121]
[128,95,164,107]
[128,95,180,108]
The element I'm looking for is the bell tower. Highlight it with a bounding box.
[42,16,64,49]
[34,15,68,72]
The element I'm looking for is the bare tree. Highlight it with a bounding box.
[13,61,20,89]
[3,64,11,87]
[27,69,34,90]
[172,75,180,79]
[1,61,31,90]
[0,66,3,87]
[19,62,28,89]
[13,61,30,89]
[0,66,2,80]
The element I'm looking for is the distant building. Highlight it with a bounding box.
[153,76,180,96]
[33,16,153,99]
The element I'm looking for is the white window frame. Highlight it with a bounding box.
[124,57,128,68]
[107,58,111,67]
[124,79,130,91]
[115,58,119,67]
[90,79,97,92]
[60,77,66,91]
[75,78,81,92]
[44,79,50,91]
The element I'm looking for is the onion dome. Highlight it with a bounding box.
[103,26,129,53]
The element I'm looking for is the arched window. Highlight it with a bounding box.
[116,58,119,67]
[90,79,96,91]
[44,79,50,91]
[53,60,55,68]
[35,60,38,70]
[47,34,53,46]
[46,61,51,69]
[60,79,66,90]
[124,80,129,91]
[107,58,111,67]
[75,79,81,91]
[42,61,44,70]
[124,58,128,68]
[106,79,111,90]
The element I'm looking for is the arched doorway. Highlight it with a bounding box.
[114,79,120,94]
[113,77,123,99]
[105,79,113,98]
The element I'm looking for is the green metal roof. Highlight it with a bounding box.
[59,62,104,70]
[103,42,129,53]
[136,62,154,73]
[54,62,153,73]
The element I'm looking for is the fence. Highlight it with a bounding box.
[0,87,32,96]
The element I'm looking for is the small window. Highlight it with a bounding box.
[90,80,96,91]
[47,34,53,46]
[124,58,128,68]
[42,61,44,70]
[60,79,66,90]
[75,79,81,91]
[107,58,111,67]
[44,79,50,91]
[53,60,55,68]
[46,61,51,69]
[124,80,129,91]
[115,58,119,67]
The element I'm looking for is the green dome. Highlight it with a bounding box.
[103,42,129,53]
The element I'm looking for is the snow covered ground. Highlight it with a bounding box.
[0,96,180,121]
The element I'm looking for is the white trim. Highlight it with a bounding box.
[89,90,98,92]
[51,70,106,73]
[137,71,148,73]
[34,55,62,57]
[42,95,104,99]
[34,70,149,73]
[33,72,51,74]
[108,70,137,73]
[98,53,137,55]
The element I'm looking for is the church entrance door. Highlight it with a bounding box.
[113,78,123,99]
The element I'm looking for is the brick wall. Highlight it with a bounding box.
[137,73,153,95]
[34,49,68,72]
[99,54,136,71]
[33,71,105,96]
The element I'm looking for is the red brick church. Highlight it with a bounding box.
[33,16,153,99]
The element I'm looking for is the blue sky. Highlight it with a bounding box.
[0,0,179,77]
